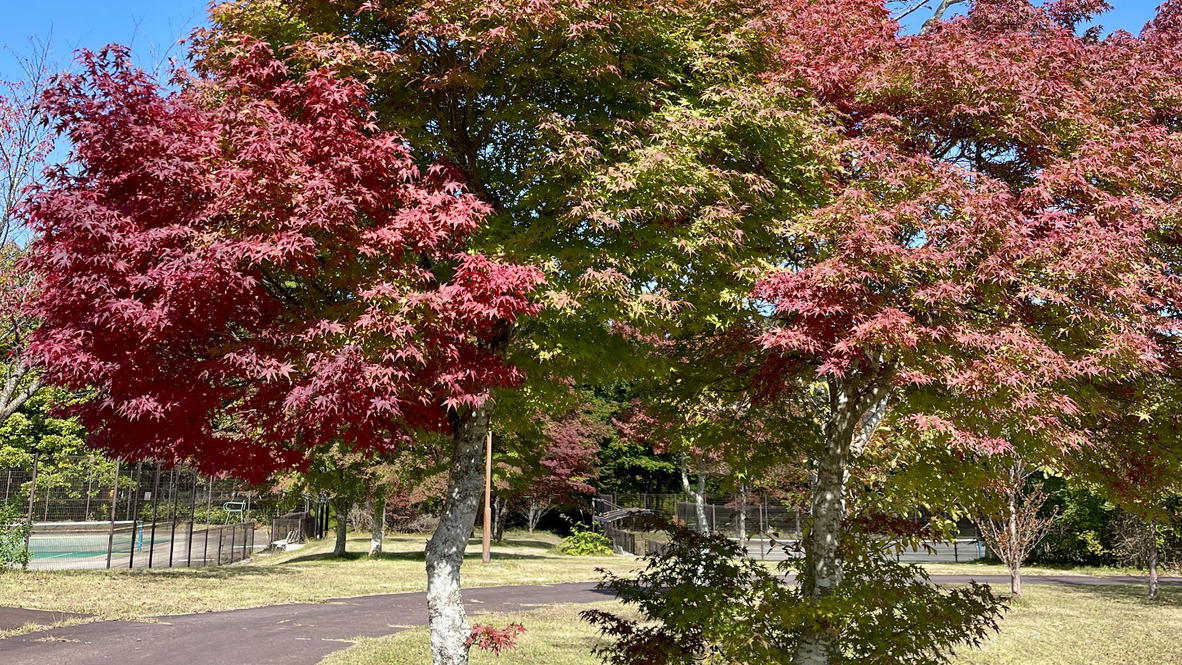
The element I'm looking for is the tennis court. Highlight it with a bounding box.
[28,521,145,560]
[4,456,307,571]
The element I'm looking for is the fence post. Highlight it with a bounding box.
[128,462,143,569]
[203,479,213,566]
[217,525,224,566]
[83,455,94,519]
[229,520,237,564]
[168,468,180,567]
[24,451,39,560]
[42,468,51,521]
[105,461,121,569]
[186,470,198,567]
[147,462,162,568]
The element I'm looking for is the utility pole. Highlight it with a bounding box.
[482,428,492,564]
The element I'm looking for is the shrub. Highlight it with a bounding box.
[558,529,613,556]
[584,524,1005,665]
[467,623,526,655]
[0,504,31,571]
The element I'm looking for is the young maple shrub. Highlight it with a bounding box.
[585,524,1002,665]
[466,623,526,656]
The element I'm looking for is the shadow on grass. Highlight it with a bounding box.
[491,538,563,550]
[62,564,301,582]
[1046,580,1182,604]
[278,549,558,565]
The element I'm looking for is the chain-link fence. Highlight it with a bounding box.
[1,455,308,570]
[594,492,985,563]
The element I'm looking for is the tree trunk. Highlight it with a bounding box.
[370,486,387,557]
[1147,519,1159,601]
[333,495,351,558]
[737,482,748,544]
[0,358,43,424]
[426,405,489,665]
[492,495,507,542]
[794,377,891,665]
[1007,494,1021,596]
[525,501,550,533]
[680,462,709,533]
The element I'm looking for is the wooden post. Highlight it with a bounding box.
[482,428,492,564]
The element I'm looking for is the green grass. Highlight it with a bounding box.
[319,585,1182,665]
[958,585,1182,665]
[0,530,635,620]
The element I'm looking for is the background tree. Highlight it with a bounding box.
[1,38,55,426]
[973,456,1059,596]
[495,398,602,538]
[1068,376,1182,599]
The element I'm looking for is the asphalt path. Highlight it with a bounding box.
[1,574,1177,665]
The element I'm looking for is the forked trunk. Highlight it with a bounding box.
[525,502,551,533]
[426,405,489,665]
[793,418,855,665]
[1148,520,1159,601]
[794,377,891,665]
[333,495,351,558]
[370,487,387,556]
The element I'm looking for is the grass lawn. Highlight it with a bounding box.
[0,530,634,620]
[319,584,1182,665]
[922,560,1155,578]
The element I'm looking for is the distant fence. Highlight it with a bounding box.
[594,493,985,563]
[1,454,315,570]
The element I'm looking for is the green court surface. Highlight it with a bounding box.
[26,522,149,560]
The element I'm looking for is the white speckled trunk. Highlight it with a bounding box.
[794,378,891,665]
[426,406,489,665]
[680,462,710,533]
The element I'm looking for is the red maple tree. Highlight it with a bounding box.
[750,1,1182,661]
[23,39,543,480]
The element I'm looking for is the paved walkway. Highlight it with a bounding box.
[0,582,613,665]
[0,574,1176,665]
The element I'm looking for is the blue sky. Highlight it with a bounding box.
[1,1,210,80]
[0,1,1169,82]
